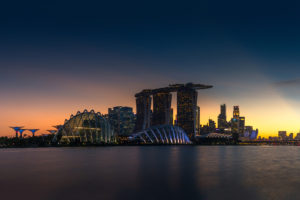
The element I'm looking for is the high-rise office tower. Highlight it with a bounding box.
[238,117,245,135]
[152,92,172,126]
[231,105,245,134]
[108,106,135,136]
[233,106,240,119]
[218,104,227,129]
[231,118,239,133]
[221,104,226,117]
[135,93,152,131]
[231,106,240,139]
[177,86,198,139]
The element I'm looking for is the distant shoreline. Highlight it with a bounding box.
[1,143,299,148]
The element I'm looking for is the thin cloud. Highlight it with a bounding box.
[273,79,300,87]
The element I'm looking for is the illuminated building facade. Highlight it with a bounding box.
[108,106,135,136]
[129,125,191,144]
[54,109,115,144]
[239,117,245,135]
[134,83,213,140]
[218,104,227,130]
[243,126,259,140]
[230,106,245,136]
[177,86,198,139]
[233,106,240,119]
[231,118,239,134]
[152,92,172,126]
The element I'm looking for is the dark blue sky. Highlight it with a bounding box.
[1,0,300,136]
[1,0,300,71]
[1,0,300,79]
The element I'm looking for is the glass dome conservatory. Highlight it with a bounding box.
[55,109,115,144]
[129,125,191,144]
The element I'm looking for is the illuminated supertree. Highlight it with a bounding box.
[10,126,24,138]
[51,125,63,143]
[28,129,39,137]
[19,129,26,139]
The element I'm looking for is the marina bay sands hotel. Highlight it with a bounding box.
[135,83,213,139]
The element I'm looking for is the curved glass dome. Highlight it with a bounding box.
[56,109,115,144]
[129,125,191,144]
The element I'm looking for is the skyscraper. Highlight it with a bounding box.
[108,106,135,136]
[238,117,245,135]
[231,105,245,135]
[134,83,213,137]
[231,106,240,143]
[152,92,172,126]
[135,93,152,131]
[177,86,198,139]
[218,104,227,130]
[233,106,240,119]
[231,106,239,134]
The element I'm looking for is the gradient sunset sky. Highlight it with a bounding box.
[1,0,300,137]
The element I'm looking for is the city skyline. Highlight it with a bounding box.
[3,94,299,138]
[2,1,300,200]
[2,1,300,137]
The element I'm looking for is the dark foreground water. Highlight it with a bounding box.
[1,146,300,200]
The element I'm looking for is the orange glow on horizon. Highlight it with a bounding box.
[2,97,299,138]
[1,73,300,138]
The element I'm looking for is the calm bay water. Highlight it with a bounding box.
[0,146,299,200]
